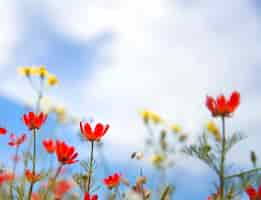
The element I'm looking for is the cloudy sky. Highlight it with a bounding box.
[0,0,260,199]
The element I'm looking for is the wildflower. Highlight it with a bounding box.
[8,133,26,147]
[206,121,221,142]
[25,169,41,183]
[54,106,67,123]
[84,193,98,200]
[31,66,48,78]
[206,91,240,117]
[139,109,163,124]
[170,124,182,133]
[53,179,74,199]
[55,140,78,165]
[47,74,58,86]
[31,192,41,200]
[23,112,47,130]
[18,67,32,76]
[80,121,109,141]
[0,127,7,135]
[103,173,121,189]
[150,153,166,167]
[42,139,56,153]
[0,171,15,185]
[245,185,261,200]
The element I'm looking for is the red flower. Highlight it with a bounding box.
[103,173,121,189]
[8,133,26,147]
[246,186,261,200]
[55,140,78,165]
[0,171,15,185]
[25,169,41,183]
[31,192,41,200]
[206,91,240,117]
[84,192,98,200]
[53,179,74,199]
[23,112,47,130]
[42,139,56,153]
[80,121,109,141]
[0,127,7,135]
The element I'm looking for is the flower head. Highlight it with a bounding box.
[245,186,261,200]
[0,171,15,185]
[103,173,121,189]
[80,122,109,141]
[23,112,47,130]
[55,140,78,165]
[8,133,26,147]
[0,127,7,135]
[206,91,240,117]
[139,109,163,124]
[25,169,41,183]
[84,193,98,200]
[206,121,221,142]
[170,123,182,133]
[53,179,74,199]
[47,74,58,86]
[18,67,32,77]
[42,139,56,153]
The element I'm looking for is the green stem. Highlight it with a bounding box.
[27,129,37,200]
[10,146,20,199]
[219,116,226,199]
[87,141,94,193]
[225,167,261,180]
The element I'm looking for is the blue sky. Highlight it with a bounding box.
[0,0,261,199]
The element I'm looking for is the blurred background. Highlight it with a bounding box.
[0,0,261,199]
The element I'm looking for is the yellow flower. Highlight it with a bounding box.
[47,74,58,86]
[38,66,48,78]
[29,66,48,78]
[149,112,162,124]
[150,153,166,167]
[18,67,32,76]
[55,106,67,123]
[139,109,163,124]
[170,124,182,133]
[206,121,221,142]
[139,110,150,123]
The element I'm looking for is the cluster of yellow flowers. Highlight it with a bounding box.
[18,66,58,86]
[139,109,163,124]
[206,121,221,142]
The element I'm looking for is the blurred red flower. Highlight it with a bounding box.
[42,139,56,153]
[53,179,74,199]
[0,128,7,135]
[23,112,47,130]
[8,133,26,147]
[245,186,261,200]
[103,173,121,189]
[206,91,240,117]
[55,140,78,165]
[80,121,109,141]
[0,171,15,185]
[31,192,41,200]
[84,192,98,200]
[25,169,41,183]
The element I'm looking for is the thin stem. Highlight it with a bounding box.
[140,168,146,200]
[225,167,261,180]
[10,146,20,200]
[87,141,94,193]
[115,186,122,200]
[219,116,226,199]
[27,129,37,200]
